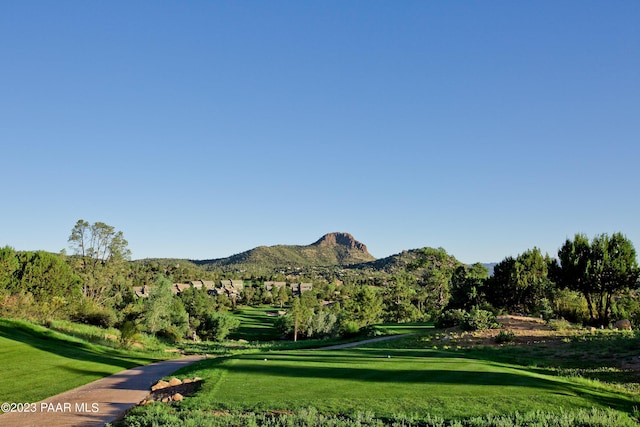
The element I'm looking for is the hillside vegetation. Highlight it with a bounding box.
[194,232,376,272]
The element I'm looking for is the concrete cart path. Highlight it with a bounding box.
[314,334,409,350]
[0,355,205,427]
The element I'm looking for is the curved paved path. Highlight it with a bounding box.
[314,334,409,350]
[0,355,204,427]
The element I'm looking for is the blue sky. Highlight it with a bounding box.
[1,1,638,264]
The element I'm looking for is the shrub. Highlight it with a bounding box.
[535,298,555,321]
[552,288,589,324]
[495,329,516,344]
[340,320,361,337]
[200,312,241,342]
[547,318,572,331]
[613,290,640,328]
[118,320,140,347]
[305,310,339,339]
[72,307,117,328]
[437,309,468,328]
[0,292,37,320]
[157,324,187,343]
[463,307,499,331]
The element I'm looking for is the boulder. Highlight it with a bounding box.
[614,319,632,330]
[172,393,184,402]
[168,377,183,387]
[151,380,170,391]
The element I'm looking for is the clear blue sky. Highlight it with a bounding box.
[1,1,638,264]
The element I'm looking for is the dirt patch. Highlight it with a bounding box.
[489,315,558,342]
[451,315,569,346]
[431,316,640,379]
[439,315,573,347]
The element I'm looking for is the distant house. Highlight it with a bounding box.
[221,280,244,299]
[202,280,216,291]
[173,283,191,295]
[196,279,245,299]
[289,282,313,296]
[190,280,204,290]
[133,285,149,298]
[131,278,253,301]
[264,281,287,291]
[263,281,313,295]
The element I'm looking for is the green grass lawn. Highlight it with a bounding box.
[171,344,639,421]
[0,318,165,403]
[228,306,283,341]
[372,321,434,335]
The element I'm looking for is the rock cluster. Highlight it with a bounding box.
[140,377,202,405]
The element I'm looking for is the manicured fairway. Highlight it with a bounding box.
[228,307,283,341]
[0,319,162,403]
[175,346,639,419]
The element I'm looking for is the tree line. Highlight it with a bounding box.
[1,220,638,344]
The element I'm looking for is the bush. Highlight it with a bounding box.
[535,298,555,322]
[463,307,499,331]
[0,292,37,320]
[547,318,572,331]
[613,290,640,328]
[157,324,186,343]
[72,308,117,328]
[200,312,240,342]
[340,320,361,337]
[552,289,589,324]
[118,320,140,347]
[437,309,468,328]
[495,329,516,344]
[305,310,339,339]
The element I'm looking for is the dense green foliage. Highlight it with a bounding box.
[436,307,499,331]
[2,222,639,346]
[484,247,553,313]
[0,247,82,322]
[552,233,640,325]
[142,275,189,341]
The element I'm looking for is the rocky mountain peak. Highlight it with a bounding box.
[312,232,369,253]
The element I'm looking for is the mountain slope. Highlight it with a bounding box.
[195,232,375,270]
[349,247,461,276]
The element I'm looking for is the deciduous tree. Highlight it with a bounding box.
[68,219,132,307]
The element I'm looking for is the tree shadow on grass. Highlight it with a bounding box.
[0,321,158,370]
[176,349,638,414]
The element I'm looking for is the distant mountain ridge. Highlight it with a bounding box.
[195,232,375,269]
